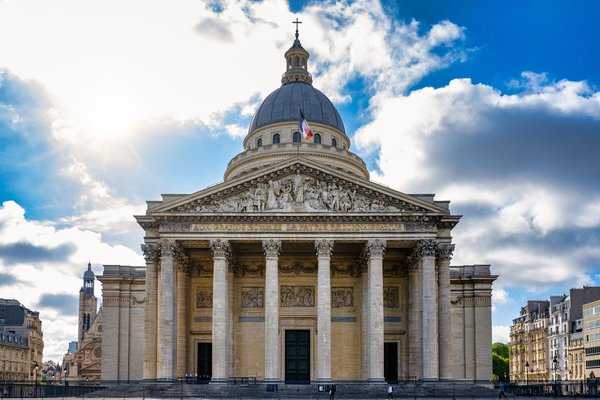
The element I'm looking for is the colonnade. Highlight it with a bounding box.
[142,238,455,382]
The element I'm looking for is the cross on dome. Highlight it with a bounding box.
[292,17,302,39]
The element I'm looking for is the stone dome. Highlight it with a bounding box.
[248,82,346,135]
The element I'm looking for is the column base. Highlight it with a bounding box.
[421,377,440,382]
[367,378,387,383]
[209,378,229,384]
[315,378,333,383]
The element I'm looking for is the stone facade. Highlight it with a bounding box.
[100,29,496,384]
[98,265,145,381]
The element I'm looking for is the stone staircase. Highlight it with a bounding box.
[87,381,496,399]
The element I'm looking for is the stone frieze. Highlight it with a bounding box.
[331,287,354,308]
[196,288,213,308]
[281,286,315,307]
[169,165,428,214]
[241,287,264,308]
[384,287,400,308]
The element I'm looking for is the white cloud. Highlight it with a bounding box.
[492,325,511,344]
[355,76,600,293]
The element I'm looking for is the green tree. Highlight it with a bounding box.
[492,342,510,382]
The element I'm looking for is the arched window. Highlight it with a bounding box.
[332,138,337,147]
[314,133,321,144]
[293,131,301,143]
[273,133,280,144]
[257,138,263,147]
[301,57,306,69]
[294,56,299,67]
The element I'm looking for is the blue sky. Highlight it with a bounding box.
[1,0,599,361]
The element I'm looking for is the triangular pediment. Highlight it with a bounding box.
[153,158,447,215]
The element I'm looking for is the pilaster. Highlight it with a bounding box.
[263,239,282,382]
[175,252,191,379]
[315,239,334,382]
[407,254,421,379]
[437,243,454,380]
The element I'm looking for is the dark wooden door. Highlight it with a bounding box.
[197,343,212,382]
[285,330,310,383]
[384,342,398,382]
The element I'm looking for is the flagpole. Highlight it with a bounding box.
[297,106,301,157]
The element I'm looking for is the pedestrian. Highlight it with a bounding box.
[498,381,508,399]
[329,384,336,400]
[387,383,394,399]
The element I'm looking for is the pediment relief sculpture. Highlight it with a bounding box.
[169,166,429,214]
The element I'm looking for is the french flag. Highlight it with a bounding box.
[298,109,313,141]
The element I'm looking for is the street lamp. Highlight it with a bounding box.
[525,361,530,386]
[553,356,558,395]
[34,363,39,398]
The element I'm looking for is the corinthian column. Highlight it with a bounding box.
[263,239,282,382]
[437,244,454,380]
[157,239,177,379]
[315,239,334,382]
[210,239,231,383]
[142,243,160,380]
[366,239,386,381]
[417,239,439,380]
[407,254,421,379]
[175,253,190,379]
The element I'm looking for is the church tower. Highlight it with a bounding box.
[78,262,97,345]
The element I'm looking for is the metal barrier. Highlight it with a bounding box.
[505,379,600,397]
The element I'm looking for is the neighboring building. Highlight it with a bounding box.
[510,300,549,383]
[548,294,569,382]
[0,299,43,381]
[509,287,600,385]
[68,341,78,355]
[100,28,497,384]
[0,329,28,381]
[79,262,98,344]
[568,327,584,383]
[583,299,600,379]
[60,263,103,383]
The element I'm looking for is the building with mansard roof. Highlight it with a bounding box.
[100,26,496,384]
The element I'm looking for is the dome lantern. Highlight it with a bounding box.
[281,18,313,85]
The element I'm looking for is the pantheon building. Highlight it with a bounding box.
[100,29,496,384]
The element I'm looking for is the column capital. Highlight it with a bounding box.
[416,239,437,259]
[159,239,179,258]
[437,243,455,262]
[142,243,161,263]
[366,239,386,258]
[315,239,334,257]
[262,239,282,258]
[210,239,231,259]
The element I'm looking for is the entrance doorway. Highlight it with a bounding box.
[285,330,310,384]
[197,343,212,383]
[384,342,398,382]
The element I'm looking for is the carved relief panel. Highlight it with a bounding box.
[331,287,354,308]
[383,287,400,308]
[196,288,213,308]
[280,286,315,307]
[241,287,264,308]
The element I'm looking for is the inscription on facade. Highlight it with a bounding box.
[281,286,315,307]
[241,287,264,308]
[331,288,354,308]
[384,287,400,308]
[190,223,409,232]
[196,289,213,308]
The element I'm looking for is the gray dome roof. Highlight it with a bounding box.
[249,82,345,134]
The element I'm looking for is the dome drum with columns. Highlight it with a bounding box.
[99,22,497,385]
